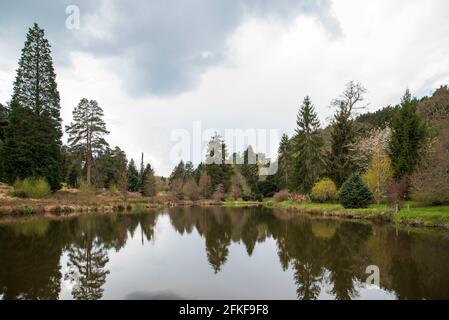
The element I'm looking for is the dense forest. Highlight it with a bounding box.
[0,24,448,210]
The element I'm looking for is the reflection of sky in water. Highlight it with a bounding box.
[56,214,396,300]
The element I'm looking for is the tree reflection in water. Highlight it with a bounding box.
[1,207,449,300]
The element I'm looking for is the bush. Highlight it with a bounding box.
[182,178,200,201]
[109,184,119,195]
[13,177,51,199]
[256,179,278,197]
[289,193,310,203]
[273,190,289,202]
[386,179,407,211]
[339,174,373,209]
[310,178,338,203]
[79,179,95,196]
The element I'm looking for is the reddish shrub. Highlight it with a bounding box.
[273,190,289,202]
[386,179,407,211]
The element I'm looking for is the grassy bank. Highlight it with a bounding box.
[275,200,449,229]
[2,182,449,230]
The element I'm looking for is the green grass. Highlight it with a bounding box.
[394,206,449,226]
[277,200,391,216]
[278,200,449,228]
[221,199,262,207]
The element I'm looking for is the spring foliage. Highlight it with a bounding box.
[310,178,338,203]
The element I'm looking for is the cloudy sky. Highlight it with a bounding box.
[1,0,449,176]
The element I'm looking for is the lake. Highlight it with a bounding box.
[1,207,449,300]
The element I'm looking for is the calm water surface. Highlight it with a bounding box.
[1,207,449,300]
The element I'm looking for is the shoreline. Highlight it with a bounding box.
[1,197,449,231]
[274,201,449,231]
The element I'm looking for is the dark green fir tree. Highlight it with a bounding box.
[292,96,323,193]
[3,24,63,190]
[388,90,427,180]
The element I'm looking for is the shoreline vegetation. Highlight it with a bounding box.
[1,183,449,230]
[1,24,449,234]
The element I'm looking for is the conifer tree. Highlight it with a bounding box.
[240,146,259,192]
[292,96,323,193]
[388,90,427,180]
[276,134,291,190]
[137,152,145,192]
[3,24,63,190]
[127,159,139,192]
[327,102,356,188]
[0,103,8,142]
[66,98,109,186]
[143,163,158,197]
[205,133,233,191]
[0,103,8,181]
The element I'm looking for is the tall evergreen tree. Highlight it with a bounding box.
[143,163,158,197]
[276,134,292,190]
[205,133,233,191]
[0,103,8,181]
[66,98,109,186]
[127,159,139,192]
[388,90,427,180]
[0,103,8,142]
[3,24,63,190]
[327,102,357,188]
[240,146,259,192]
[137,152,145,192]
[292,96,323,193]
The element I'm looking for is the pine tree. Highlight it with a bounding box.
[327,102,356,188]
[143,163,158,197]
[388,90,427,180]
[184,161,195,179]
[276,134,291,190]
[292,96,323,193]
[240,146,259,192]
[3,24,63,190]
[0,103,8,142]
[66,98,109,185]
[137,152,145,193]
[0,103,8,181]
[127,159,139,192]
[205,133,233,191]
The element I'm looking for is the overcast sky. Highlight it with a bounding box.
[1,0,449,176]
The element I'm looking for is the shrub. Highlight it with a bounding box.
[273,190,289,202]
[386,179,407,211]
[212,184,225,202]
[256,179,278,197]
[182,178,200,201]
[109,184,119,195]
[289,193,310,203]
[310,178,338,203]
[339,174,373,209]
[13,177,51,199]
[79,179,95,196]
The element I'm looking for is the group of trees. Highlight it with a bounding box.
[0,24,447,207]
[165,80,446,206]
[0,24,158,198]
[275,81,448,207]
